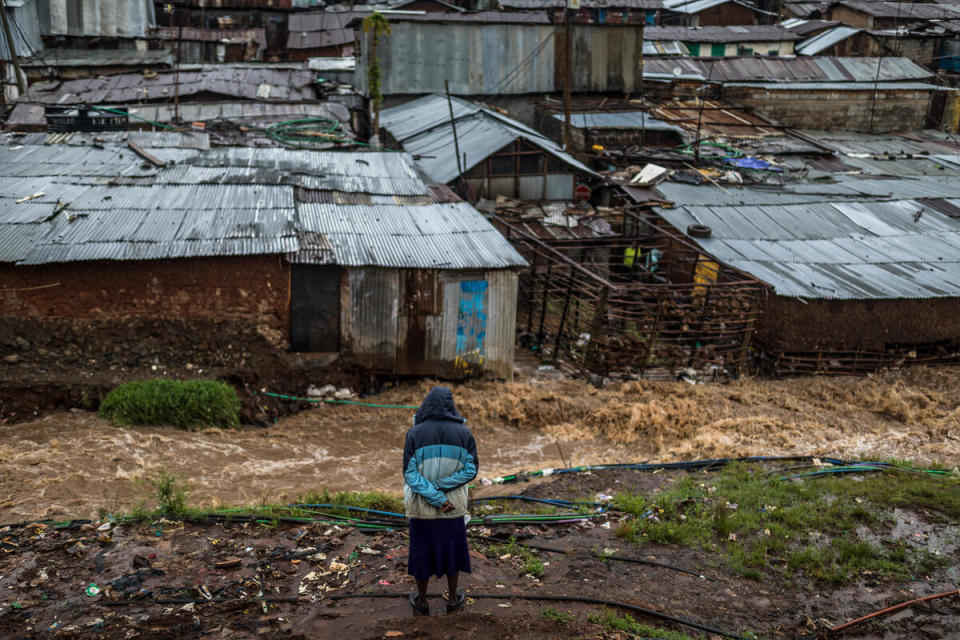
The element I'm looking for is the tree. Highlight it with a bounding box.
[362,12,391,145]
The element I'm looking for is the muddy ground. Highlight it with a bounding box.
[2,467,959,640]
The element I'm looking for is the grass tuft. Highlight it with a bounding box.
[99,378,241,430]
[614,462,955,584]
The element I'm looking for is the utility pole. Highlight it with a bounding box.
[0,0,25,95]
[638,12,645,147]
[562,5,574,150]
[445,80,464,196]
[174,24,182,123]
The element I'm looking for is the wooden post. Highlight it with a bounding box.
[0,0,25,94]
[552,272,574,362]
[536,262,553,350]
[736,316,754,376]
[562,9,573,150]
[582,285,609,372]
[445,79,464,193]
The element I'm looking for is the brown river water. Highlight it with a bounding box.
[2,369,959,522]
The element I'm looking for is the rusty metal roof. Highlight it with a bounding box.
[0,140,524,269]
[642,56,933,83]
[21,67,318,105]
[645,25,800,42]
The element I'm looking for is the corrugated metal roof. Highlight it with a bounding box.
[644,40,689,55]
[781,18,840,35]
[554,111,686,134]
[297,202,526,268]
[381,94,597,184]
[498,0,661,7]
[724,81,943,90]
[654,175,960,300]
[22,48,174,68]
[663,0,748,14]
[642,56,933,83]
[646,25,800,42]
[796,25,863,55]
[22,67,317,106]
[838,1,960,19]
[0,141,524,270]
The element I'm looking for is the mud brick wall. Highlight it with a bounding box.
[722,87,932,132]
[0,256,291,346]
[756,295,960,352]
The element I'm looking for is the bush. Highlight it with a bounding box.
[99,378,241,429]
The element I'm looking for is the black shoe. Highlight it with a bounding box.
[446,589,466,614]
[409,592,429,616]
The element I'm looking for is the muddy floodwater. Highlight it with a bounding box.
[2,367,959,522]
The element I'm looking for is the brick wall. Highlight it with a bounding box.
[757,295,960,352]
[0,255,291,346]
[721,86,932,132]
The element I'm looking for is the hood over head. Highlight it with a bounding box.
[414,386,464,425]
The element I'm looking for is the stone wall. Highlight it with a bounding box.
[721,86,933,132]
[0,255,291,346]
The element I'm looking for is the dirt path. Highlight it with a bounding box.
[1,367,959,523]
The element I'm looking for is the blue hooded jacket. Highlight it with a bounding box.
[402,387,479,519]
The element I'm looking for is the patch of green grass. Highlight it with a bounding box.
[614,462,956,584]
[135,469,192,518]
[99,378,241,430]
[588,610,699,640]
[297,489,404,517]
[540,607,573,625]
[488,538,545,579]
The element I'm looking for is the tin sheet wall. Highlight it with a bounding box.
[360,22,556,96]
[361,22,645,95]
[340,267,517,378]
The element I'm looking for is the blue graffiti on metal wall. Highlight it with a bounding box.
[455,280,487,371]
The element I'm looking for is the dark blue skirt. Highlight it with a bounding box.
[407,517,471,581]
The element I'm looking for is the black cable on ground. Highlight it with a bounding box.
[330,592,751,640]
[468,533,715,581]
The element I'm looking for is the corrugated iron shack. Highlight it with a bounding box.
[644,129,960,375]
[0,133,526,378]
[355,12,645,96]
[380,94,599,202]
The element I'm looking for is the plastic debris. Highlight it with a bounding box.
[85,583,101,597]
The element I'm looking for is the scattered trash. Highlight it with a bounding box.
[378,580,392,585]
[85,583,101,597]
[215,557,242,569]
[15,192,44,204]
[497,603,512,608]
[384,632,403,638]
[334,387,354,400]
[359,547,381,555]
[180,602,195,612]
[96,522,111,532]
[630,163,670,187]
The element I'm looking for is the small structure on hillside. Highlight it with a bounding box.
[661,0,763,27]
[0,134,526,378]
[645,25,799,56]
[380,94,598,202]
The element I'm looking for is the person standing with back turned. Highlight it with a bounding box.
[403,386,478,616]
